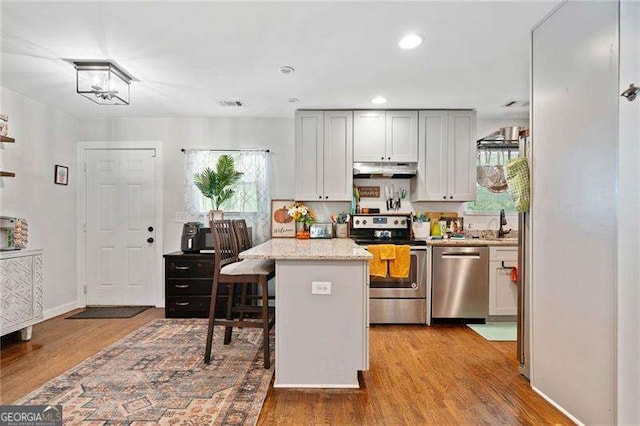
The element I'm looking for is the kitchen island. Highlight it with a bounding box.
[239,238,372,388]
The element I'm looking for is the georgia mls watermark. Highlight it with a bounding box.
[0,405,62,426]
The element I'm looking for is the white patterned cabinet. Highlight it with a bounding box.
[0,249,43,340]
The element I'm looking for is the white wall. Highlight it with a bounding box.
[78,117,294,253]
[0,87,80,318]
[617,0,640,422]
[78,116,526,251]
[531,1,618,423]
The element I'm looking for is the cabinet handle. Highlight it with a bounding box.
[175,266,190,270]
[318,196,322,199]
[388,157,391,160]
[443,196,446,199]
[174,284,190,289]
[175,301,190,306]
[501,261,516,270]
[450,196,453,199]
[325,196,329,199]
[381,157,384,160]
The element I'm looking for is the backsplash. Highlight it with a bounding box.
[294,177,519,232]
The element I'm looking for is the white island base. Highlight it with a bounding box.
[239,239,371,388]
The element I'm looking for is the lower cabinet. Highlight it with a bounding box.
[489,247,518,316]
[164,252,228,318]
[0,249,43,340]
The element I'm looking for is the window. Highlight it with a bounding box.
[183,149,271,243]
[465,149,516,214]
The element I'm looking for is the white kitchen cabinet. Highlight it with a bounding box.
[1,249,43,340]
[447,111,477,200]
[489,247,518,316]
[295,110,353,201]
[411,110,477,201]
[353,110,386,162]
[385,111,418,162]
[353,110,418,163]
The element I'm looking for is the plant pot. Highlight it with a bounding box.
[335,223,348,238]
[295,222,310,239]
[208,210,224,223]
[413,222,430,239]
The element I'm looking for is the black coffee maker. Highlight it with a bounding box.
[181,222,213,253]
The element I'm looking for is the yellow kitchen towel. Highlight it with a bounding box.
[367,246,388,278]
[378,244,396,260]
[389,245,411,278]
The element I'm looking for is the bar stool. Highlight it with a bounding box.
[204,220,275,368]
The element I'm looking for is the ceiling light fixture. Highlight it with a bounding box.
[371,96,387,105]
[279,65,295,75]
[73,61,132,105]
[398,34,423,50]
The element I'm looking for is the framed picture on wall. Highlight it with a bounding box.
[270,199,295,238]
[54,165,69,185]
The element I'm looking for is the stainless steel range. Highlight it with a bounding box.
[350,214,427,324]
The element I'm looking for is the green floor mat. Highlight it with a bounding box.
[467,323,517,341]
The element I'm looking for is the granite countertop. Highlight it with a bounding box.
[239,238,373,261]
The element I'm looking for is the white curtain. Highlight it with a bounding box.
[183,150,272,244]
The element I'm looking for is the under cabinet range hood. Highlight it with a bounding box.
[353,162,418,178]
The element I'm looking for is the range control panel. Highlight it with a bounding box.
[351,215,410,229]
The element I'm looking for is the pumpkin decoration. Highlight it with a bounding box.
[274,206,293,223]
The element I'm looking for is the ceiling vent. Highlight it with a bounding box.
[217,100,244,107]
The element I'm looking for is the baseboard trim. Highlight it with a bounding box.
[43,301,81,320]
[532,385,583,425]
[273,383,359,389]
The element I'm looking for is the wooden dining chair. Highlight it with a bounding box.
[204,219,275,368]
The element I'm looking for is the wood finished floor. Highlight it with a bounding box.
[1,309,569,425]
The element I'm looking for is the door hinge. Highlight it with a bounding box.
[83,285,87,294]
[83,161,87,172]
[82,223,87,233]
[151,149,156,158]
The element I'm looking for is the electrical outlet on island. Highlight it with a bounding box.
[311,281,332,295]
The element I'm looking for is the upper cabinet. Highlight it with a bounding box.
[411,110,477,202]
[295,110,353,201]
[354,110,418,163]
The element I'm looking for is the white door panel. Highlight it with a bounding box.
[385,110,418,162]
[353,110,386,162]
[86,149,157,305]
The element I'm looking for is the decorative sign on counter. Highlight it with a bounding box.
[356,186,380,198]
[270,199,295,238]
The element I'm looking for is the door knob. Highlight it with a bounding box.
[147,237,154,243]
[148,226,154,232]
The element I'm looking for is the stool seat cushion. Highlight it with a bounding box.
[221,259,275,276]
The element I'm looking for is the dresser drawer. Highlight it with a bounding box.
[166,296,211,318]
[166,258,213,278]
[167,279,212,296]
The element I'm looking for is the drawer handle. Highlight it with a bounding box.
[174,284,190,289]
[175,301,190,306]
[174,266,190,270]
[501,261,516,270]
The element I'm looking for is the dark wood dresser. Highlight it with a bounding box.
[163,251,227,318]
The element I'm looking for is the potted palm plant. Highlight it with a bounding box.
[193,155,243,222]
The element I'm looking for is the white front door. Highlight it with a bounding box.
[85,149,157,305]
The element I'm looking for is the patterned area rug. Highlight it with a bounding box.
[17,319,274,425]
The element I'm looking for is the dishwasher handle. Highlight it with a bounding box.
[441,252,482,259]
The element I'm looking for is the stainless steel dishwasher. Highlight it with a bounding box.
[432,246,489,319]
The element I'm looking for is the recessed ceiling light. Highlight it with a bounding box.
[398,34,423,50]
[279,65,295,75]
[288,97,299,103]
[371,96,387,105]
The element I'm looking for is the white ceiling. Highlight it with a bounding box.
[0,1,555,119]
